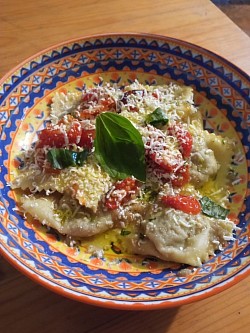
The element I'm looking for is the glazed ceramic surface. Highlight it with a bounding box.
[0,33,249,309]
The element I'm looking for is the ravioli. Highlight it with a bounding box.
[12,155,112,212]
[21,194,113,237]
[128,208,235,266]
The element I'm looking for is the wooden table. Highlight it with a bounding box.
[0,1,249,332]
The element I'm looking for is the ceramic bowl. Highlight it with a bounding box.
[0,33,249,309]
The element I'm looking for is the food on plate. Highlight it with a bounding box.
[11,81,237,266]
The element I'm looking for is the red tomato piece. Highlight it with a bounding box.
[36,115,82,149]
[152,91,159,99]
[168,124,193,159]
[105,178,139,210]
[100,96,116,110]
[81,89,99,103]
[119,90,145,112]
[145,127,183,173]
[36,126,66,149]
[145,126,191,186]
[161,194,201,215]
[149,150,182,173]
[115,177,137,191]
[36,115,95,150]
[79,128,95,149]
[170,164,190,187]
[79,89,116,119]
[66,120,82,145]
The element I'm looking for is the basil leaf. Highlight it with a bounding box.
[200,196,229,220]
[47,148,89,169]
[145,107,168,128]
[94,112,146,181]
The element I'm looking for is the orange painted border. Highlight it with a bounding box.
[0,32,249,310]
[1,244,249,310]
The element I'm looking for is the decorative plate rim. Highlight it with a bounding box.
[1,32,249,83]
[1,243,249,310]
[0,32,249,310]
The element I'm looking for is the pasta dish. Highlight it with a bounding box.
[11,81,237,267]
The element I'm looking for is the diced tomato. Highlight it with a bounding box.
[118,90,145,112]
[100,96,116,110]
[115,178,137,191]
[66,121,82,145]
[36,115,82,149]
[168,124,193,159]
[161,194,201,215]
[149,150,182,173]
[105,178,139,210]
[79,128,95,149]
[79,89,116,119]
[35,115,96,171]
[81,89,99,103]
[145,127,183,173]
[170,164,190,187]
[36,115,95,150]
[36,126,66,149]
[152,91,159,99]
[145,124,191,187]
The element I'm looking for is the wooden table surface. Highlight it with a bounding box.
[0,1,249,332]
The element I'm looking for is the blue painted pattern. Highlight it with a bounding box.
[0,34,249,308]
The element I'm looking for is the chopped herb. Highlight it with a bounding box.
[47,148,89,169]
[145,107,168,128]
[142,187,158,202]
[200,196,229,219]
[120,229,131,236]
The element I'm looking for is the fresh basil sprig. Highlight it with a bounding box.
[145,107,168,128]
[47,148,89,169]
[200,196,229,220]
[94,112,146,181]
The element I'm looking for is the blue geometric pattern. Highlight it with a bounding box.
[0,34,249,309]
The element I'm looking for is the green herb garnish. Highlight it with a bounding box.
[94,112,146,181]
[145,107,168,128]
[200,196,229,220]
[47,148,89,169]
[142,187,158,202]
[120,229,131,236]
